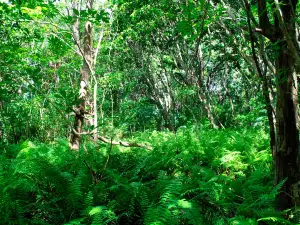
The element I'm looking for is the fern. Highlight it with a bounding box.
[88,206,118,225]
[257,217,294,224]
[1,127,290,224]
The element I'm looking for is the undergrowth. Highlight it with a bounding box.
[0,127,293,224]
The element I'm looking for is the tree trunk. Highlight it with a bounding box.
[275,41,300,208]
[70,0,93,150]
[197,91,218,129]
[273,0,300,208]
[244,0,276,153]
[254,0,300,208]
[162,109,174,131]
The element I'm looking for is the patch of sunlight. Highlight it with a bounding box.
[177,199,192,209]
[21,6,46,19]
[18,141,36,155]
[89,206,107,216]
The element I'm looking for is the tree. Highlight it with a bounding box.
[70,0,94,150]
[252,0,300,208]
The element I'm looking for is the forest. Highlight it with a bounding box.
[1,0,300,224]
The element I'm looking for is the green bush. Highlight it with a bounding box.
[0,128,292,224]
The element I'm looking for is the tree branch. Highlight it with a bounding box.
[98,136,152,150]
[244,0,276,153]
[257,0,276,41]
[83,160,97,184]
[72,129,152,150]
[273,0,300,65]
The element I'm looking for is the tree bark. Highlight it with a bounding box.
[244,0,276,153]
[255,0,300,208]
[70,0,94,150]
[275,40,300,208]
[196,46,218,129]
[274,0,300,208]
[197,91,218,128]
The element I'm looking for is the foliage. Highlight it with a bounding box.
[1,0,299,224]
[1,128,294,224]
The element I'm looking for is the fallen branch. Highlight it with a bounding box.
[72,129,152,150]
[98,136,152,150]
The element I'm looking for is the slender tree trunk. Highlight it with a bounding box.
[197,91,218,128]
[259,40,276,154]
[196,46,218,129]
[99,89,106,125]
[70,0,93,150]
[223,63,235,117]
[244,0,276,153]
[156,112,163,131]
[161,109,173,131]
[92,28,104,142]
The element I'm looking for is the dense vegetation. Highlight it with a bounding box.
[1,0,300,224]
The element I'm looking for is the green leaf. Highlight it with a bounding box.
[89,206,107,216]
[72,8,79,16]
[96,10,109,23]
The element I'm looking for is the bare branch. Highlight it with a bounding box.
[72,129,152,150]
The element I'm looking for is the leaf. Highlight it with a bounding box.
[96,10,109,23]
[89,206,107,216]
[72,8,79,16]
[257,217,293,224]
[176,21,192,36]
